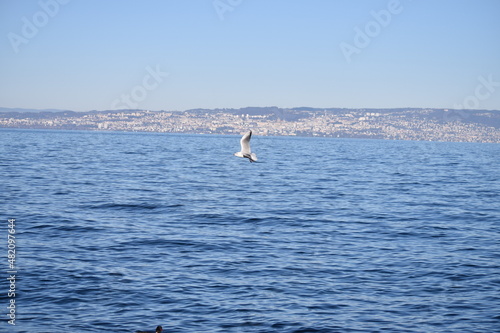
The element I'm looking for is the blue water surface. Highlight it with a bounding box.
[1,129,499,333]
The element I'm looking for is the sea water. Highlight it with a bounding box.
[1,129,499,332]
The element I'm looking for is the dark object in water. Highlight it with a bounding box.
[136,325,162,333]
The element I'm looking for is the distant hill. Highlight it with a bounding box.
[1,106,499,129]
[2,106,499,142]
[0,107,144,113]
[2,106,500,127]
[183,106,500,128]
[0,107,74,113]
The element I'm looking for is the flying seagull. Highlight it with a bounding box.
[234,130,258,163]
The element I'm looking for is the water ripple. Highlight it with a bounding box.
[1,130,499,333]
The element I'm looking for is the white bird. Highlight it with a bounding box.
[234,130,258,163]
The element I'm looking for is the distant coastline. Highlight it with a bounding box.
[1,107,499,143]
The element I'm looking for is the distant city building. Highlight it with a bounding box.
[0,107,499,143]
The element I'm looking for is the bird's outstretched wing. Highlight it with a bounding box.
[240,131,252,154]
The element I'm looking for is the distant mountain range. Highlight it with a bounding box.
[3,106,498,127]
[0,107,141,113]
[1,106,499,142]
[187,106,500,125]
[0,107,73,113]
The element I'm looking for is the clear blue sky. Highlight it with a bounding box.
[1,0,499,111]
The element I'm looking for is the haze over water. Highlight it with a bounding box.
[1,129,499,333]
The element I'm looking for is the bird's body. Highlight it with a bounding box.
[234,130,258,162]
